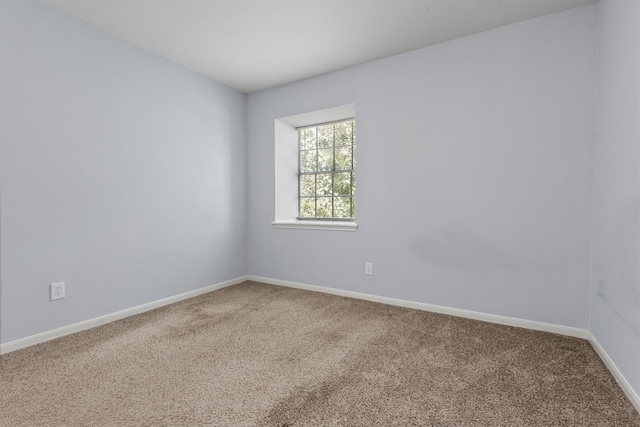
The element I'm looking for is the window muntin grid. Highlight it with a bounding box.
[298,118,356,220]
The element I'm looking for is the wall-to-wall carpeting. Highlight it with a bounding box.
[1,281,638,426]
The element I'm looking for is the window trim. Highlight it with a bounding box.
[271,219,358,231]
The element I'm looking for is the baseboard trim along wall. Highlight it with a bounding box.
[249,275,640,412]
[0,276,246,355]
[249,276,589,339]
[2,274,638,413]
[588,333,640,414]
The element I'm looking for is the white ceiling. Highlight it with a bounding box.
[39,0,597,93]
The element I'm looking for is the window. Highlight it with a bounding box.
[298,119,356,220]
[273,104,357,231]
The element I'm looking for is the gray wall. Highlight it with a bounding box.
[591,0,640,398]
[247,6,597,329]
[0,0,247,343]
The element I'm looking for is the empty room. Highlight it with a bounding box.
[1,0,639,425]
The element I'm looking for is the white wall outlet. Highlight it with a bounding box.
[365,262,373,275]
[50,282,65,301]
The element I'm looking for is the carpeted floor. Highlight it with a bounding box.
[1,281,639,426]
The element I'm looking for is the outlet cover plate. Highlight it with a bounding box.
[50,282,65,301]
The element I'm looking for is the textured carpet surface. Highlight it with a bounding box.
[1,281,638,426]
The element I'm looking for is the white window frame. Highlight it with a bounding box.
[272,104,358,231]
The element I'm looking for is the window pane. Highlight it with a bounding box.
[335,120,353,146]
[316,197,332,218]
[317,148,334,171]
[351,196,356,217]
[300,127,317,150]
[300,150,317,172]
[317,125,334,148]
[300,197,315,218]
[334,197,352,218]
[333,172,352,196]
[317,173,332,196]
[334,146,352,171]
[299,174,315,197]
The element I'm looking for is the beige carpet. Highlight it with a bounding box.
[1,281,639,426]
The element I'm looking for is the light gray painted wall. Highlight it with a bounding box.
[0,0,247,343]
[591,0,640,398]
[247,6,597,329]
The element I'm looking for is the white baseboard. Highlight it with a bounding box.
[0,275,587,354]
[250,275,640,413]
[0,276,248,355]
[248,275,589,339]
[3,274,638,415]
[588,333,640,413]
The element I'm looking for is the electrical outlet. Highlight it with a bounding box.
[365,262,373,276]
[50,282,65,301]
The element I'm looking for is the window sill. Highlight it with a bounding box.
[271,220,358,231]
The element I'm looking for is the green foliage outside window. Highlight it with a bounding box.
[298,119,356,220]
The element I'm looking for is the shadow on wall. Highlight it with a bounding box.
[412,223,515,272]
